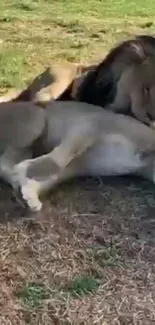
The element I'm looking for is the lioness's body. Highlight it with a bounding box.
[43,101,155,180]
[1,100,155,211]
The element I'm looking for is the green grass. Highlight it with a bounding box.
[15,282,47,308]
[68,275,100,296]
[0,0,155,93]
[93,245,122,268]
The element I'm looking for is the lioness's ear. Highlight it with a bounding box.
[71,64,97,99]
[69,63,85,98]
[79,64,97,73]
[71,74,86,99]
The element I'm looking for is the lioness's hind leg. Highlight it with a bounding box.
[14,156,60,211]
[14,127,99,211]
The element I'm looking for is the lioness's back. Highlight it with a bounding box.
[0,101,46,150]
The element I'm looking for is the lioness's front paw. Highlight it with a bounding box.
[21,180,42,212]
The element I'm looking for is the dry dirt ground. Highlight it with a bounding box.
[0,175,155,325]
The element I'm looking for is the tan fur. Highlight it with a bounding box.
[1,100,155,212]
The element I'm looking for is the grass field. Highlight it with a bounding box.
[1,1,155,324]
[0,0,155,92]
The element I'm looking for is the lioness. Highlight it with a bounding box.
[1,100,155,212]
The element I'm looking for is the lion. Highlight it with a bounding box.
[1,35,155,127]
[75,35,155,127]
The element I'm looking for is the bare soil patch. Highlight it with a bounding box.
[0,176,155,324]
